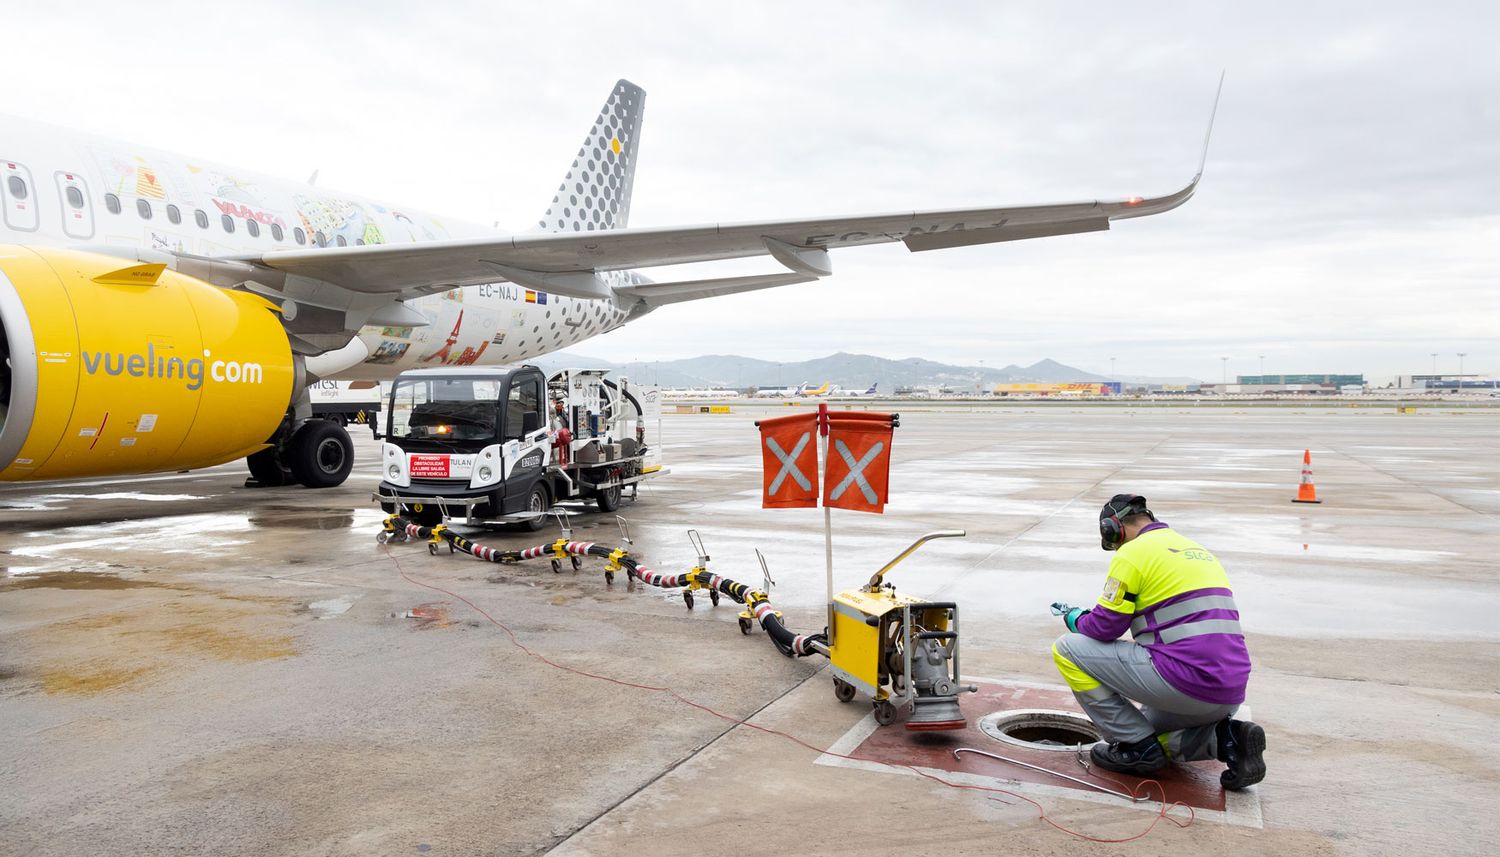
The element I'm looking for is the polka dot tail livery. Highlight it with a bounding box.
[538,80,645,235]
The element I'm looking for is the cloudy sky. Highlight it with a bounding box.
[8,2,1496,382]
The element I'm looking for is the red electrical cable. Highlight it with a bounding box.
[383,546,1194,843]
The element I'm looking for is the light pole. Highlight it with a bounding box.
[1110,356,1116,379]
[1258,354,1265,381]
[1458,352,1467,384]
[1431,353,1438,375]
[1220,356,1229,385]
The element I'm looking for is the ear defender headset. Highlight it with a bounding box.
[1100,493,1155,551]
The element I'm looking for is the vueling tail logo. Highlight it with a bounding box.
[81,343,263,392]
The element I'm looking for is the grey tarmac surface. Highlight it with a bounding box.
[2,402,1497,856]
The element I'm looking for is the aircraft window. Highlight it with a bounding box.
[195,209,209,229]
[315,231,327,247]
[65,187,84,209]
[246,219,261,238]
[105,193,121,214]
[335,235,347,247]
[6,176,27,200]
[294,227,306,245]
[271,223,284,241]
[166,204,181,225]
[355,238,364,245]
[136,198,153,219]
[221,214,235,233]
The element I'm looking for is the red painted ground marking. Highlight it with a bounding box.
[847,681,1228,812]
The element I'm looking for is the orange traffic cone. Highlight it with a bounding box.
[1292,449,1321,504]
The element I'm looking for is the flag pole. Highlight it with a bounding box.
[819,402,832,606]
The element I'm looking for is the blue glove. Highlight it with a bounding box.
[1049,601,1089,633]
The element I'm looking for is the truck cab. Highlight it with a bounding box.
[376,365,661,528]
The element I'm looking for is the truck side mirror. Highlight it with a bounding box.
[522,410,542,434]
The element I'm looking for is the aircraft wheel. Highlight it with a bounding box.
[246,447,292,487]
[288,420,354,488]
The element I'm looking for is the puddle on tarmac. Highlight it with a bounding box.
[0,571,163,591]
[247,505,358,530]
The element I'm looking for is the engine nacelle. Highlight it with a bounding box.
[0,245,295,481]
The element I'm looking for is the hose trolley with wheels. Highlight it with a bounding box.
[374,365,664,529]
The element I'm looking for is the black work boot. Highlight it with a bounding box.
[1216,718,1267,790]
[1090,737,1168,776]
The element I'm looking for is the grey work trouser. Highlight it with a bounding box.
[1053,633,1237,761]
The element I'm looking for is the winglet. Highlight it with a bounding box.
[1197,71,1225,179]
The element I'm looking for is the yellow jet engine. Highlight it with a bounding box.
[0,245,297,481]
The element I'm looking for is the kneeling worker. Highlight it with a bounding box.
[1051,494,1266,789]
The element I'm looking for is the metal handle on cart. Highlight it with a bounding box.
[865,530,966,591]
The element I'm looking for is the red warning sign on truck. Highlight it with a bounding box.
[408,455,451,478]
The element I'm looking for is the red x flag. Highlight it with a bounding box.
[758,412,819,508]
[824,412,895,514]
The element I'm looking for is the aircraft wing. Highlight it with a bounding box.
[227,178,1198,305]
[228,76,1220,310]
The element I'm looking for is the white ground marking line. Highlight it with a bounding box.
[814,677,1263,828]
[0,473,224,491]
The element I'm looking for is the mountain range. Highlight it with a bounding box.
[532,351,1200,390]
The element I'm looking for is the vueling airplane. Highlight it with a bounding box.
[0,79,1217,489]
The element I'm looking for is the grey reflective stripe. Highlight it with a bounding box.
[1076,686,1115,702]
[1130,595,1238,635]
[1147,595,1239,626]
[1139,619,1243,646]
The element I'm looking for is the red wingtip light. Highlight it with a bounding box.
[1124,196,1144,207]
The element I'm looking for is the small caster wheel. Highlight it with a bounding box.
[709,590,720,607]
[873,700,899,726]
[428,542,439,556]
[376,532,390,544]
[551,559,562,573]
[683,591,695,610]
[738,617,753,635]
[448,542,456,554]
[833,679,856,703]
[571,556,582,570]
[604,570,615,585]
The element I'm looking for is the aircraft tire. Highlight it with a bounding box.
[246,447,292,487]
[288,420,354,488]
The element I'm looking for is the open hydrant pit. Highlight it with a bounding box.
[979,709,1100,751]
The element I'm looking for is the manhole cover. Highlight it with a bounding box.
[978,709,1100,752]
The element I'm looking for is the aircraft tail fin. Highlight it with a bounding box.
[537,80,646,233]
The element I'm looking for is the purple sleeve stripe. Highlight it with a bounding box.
[1077,604,1132,641]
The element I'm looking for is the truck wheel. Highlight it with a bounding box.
[288,420,354,488]
[521,482,550,532]
[594,480,622,513]
[246,447,291,487]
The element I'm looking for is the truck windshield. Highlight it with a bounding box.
[389,378,502,442]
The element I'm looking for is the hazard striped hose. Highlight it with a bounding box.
[386,515,827,658]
